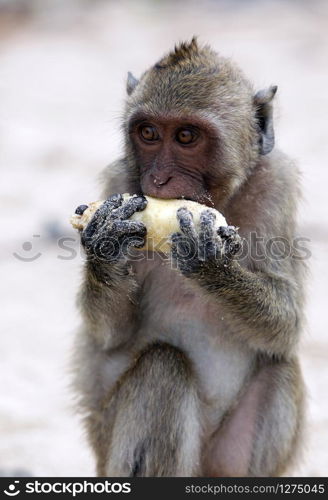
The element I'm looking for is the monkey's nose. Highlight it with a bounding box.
[153,175,172,187]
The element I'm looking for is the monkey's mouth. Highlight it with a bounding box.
[141,189,212,206]
[141,190,214,208]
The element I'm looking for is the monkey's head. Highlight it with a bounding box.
[124,38,277,208]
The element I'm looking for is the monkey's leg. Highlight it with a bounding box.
[100,343,202,477]
[203,358,304,477]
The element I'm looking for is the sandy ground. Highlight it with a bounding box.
[0,0,327,476]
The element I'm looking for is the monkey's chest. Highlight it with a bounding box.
[132,258,254,410]
[134,257,221,335]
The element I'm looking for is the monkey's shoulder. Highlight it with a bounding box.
[225,151,301,238]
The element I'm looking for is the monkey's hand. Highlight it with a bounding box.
[171,208,242,277]
[81,193,147,262]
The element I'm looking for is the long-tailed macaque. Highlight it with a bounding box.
[74,38,306,477]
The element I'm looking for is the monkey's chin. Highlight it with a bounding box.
[183,194,214,207]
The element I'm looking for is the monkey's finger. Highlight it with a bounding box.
[217,225,238,240]
[218,226,242,258]
[111,195,148,220]
[171,232,200,276]
[123,235,146,250]
[120,223,148,252]
[198,210,217,261]
[97,194,124,218]
[225,233,242,257]
[171,232,197,259]
[106,193,124,208]
[171,232,183,246]
[198,238,218,262]
[82,195,123,241]
[82,208,107,242]
[176,207,197,240]
[75,204,89,215]
[111,220,147,237]
[170,232,184,260]
[199,210,216,240]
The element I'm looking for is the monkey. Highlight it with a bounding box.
[73,38,306,477]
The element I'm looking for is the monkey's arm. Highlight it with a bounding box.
[171,208,303,357]
[78,193,147,349]
[197,261,300,357]
[79,259,140,349]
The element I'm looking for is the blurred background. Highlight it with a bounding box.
[0,0,327,476]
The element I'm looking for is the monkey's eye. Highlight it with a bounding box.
[176,128,198,145]
[139,125,159,142]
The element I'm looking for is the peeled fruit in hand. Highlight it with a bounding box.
[70,194,227,253]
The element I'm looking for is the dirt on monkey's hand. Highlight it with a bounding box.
[171,207,242,277]
[71,193,227,255]
[76,194,147,262]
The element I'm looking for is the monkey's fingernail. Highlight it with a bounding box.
[177,207,193,221]
[108,193,123,204]
[75,204,89,215]
[135,195,148,211]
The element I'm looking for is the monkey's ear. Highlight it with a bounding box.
[126,72,139,95]
[254,85,277,155]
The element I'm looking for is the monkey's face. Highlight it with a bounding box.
[125,75,261,208]
[128,113,218,205]
[124,42,276,208]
